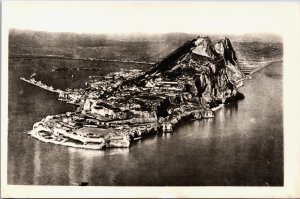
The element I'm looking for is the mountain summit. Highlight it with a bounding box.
[121,36,245,108]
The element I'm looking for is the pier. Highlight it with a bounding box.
[20,77,63,94]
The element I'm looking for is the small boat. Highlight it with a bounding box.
[30,72,37,78]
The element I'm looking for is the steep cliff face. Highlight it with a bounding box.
[214,37,245,84]
[128,36,245,109]
[192,36,218,58]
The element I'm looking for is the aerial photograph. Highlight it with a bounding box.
[8,29,283,186]
[4,1,300,198]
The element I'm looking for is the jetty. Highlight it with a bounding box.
[20,77,63,94]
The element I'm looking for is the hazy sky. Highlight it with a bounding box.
[3,1,299,34]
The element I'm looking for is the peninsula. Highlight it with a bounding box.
[25,36,246,149]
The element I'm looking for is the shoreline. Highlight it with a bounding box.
[249,60,282,75]
[23,60,276,150]
[22,38,275,150]
[28,107,216,150]
[213,60,282,115]
[28,91,246,150]
[11,54,156,65]
[242,60,283,75]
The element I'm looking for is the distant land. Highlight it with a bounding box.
[9,29,283,63]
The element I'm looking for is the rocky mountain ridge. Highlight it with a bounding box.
[117,36,245,109]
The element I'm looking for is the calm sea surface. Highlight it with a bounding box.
[8,61,283,186]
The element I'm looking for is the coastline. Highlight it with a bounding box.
[22,36,275,150]
[24,60,282,150]
[212,59,283,115]
[249,60,283,75]
[11,54,156,65]
[28,107,216,150]
[20,60,282,150]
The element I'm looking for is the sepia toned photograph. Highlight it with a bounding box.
[1,1,300,198]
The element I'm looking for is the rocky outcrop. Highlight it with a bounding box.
[192,36,219,58]
[123,36,245,109]
[214,37,245,84]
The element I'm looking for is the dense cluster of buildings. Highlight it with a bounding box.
[28,63,216,149]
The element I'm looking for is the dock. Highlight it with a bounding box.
[20,77,63,94]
